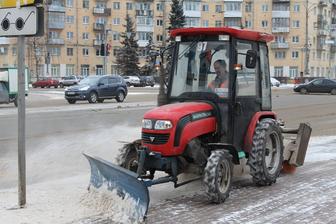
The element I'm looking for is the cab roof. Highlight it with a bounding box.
[170,27,274,43]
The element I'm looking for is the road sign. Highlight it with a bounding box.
[0,6,41,37]
[0,0,36,8]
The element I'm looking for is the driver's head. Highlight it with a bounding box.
[214,60,227,77]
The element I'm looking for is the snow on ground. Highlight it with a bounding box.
[0,131,335,224]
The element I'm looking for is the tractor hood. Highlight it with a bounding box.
[144,102,214,122]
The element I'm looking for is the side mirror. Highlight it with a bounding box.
[245,50,257,69]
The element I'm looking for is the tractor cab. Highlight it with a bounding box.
[167,27,274,149]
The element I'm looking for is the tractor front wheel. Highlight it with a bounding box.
[248,118,284,186]
[203,150,233,204]
[117,140,142,173]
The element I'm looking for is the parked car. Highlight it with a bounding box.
[59,75,80,88]
[64,75,128,104]
[32,78,59,88]
[270,77,280,87]
[293,78,336,95]
[123,75,141,87]
[140,76,155,87]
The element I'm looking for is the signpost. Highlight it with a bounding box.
[0,0,43,208]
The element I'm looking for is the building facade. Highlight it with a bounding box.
[0,0,335,80]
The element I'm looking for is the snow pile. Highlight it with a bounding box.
[80,188,145,224]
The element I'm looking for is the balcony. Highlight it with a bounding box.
[47,4,65,12]
[0,38,11,45]
[273,0,290,2]
[272,11,290,18]
[48,38,65,45]
[93,23,104,32]
[136,10,153,17]
[317,29,329,36]
[270,42,289,49]
[93,7,111,16]
[272,27,290,33]
[184,10,201,18]
[48,21,65,29]
[136,24,154,32]
[224,11,242,18]
[93,39,103,46]
[137,40,149,47]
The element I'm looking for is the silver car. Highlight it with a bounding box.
[59,75,80,88]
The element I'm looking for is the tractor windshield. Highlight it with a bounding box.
[171,41,230,98]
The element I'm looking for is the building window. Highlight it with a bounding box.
[202,20,209,27]
[274,66,283,77]
[262,4,268,12]
[82,32,88,40]
[67,32,73,40]
[126,2,133,10]
[137,32,152,41]
[292,51,299,59]
[275,35,286,43]
[293,4,300,12]
[83,0,89,9]
[292,20,300,28]
[156,3,163,11]
[66,0,73,8]
[96,65,103,75]
[184,1,199,11]
[202,4,209,11]
[215,5,222,13]
[113,32,120,41]
[275,51,286,59]
[113,2,120,10]
[292,36,299,43]
[215,20,222,27]
[262,20,268,27]
[66,16,74,24]
[82,48,89,56]
[12,47,17,56]
[156,19,163,26]
[66,64,75,76]
[113,48,119,56]
[83,16,89,24]
[111,65,120,75]
[245,20,252,28]
[81,64,89,76]
[225,2,241,11]
[289,66,298,77]
[185,18,200,27]
[51,64,60,77]
[156,35,163,41]
[0,47,8,55]
[245,2,252,12]
[49,47,61,56]
[113,18,120,25]
[67,48,73,56]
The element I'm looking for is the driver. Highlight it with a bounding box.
[208,59,229,90]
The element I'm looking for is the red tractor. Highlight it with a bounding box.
[84,27,311,218]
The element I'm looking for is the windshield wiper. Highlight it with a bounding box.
[178,38,201,60]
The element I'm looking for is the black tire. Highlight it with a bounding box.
[331,89,336,95]
[116,91,125,102]
[203,150,233,204]
[126,82,131,87]
[67,99,76,104]
[59,83,64,88]
[151,84,154,87]
[54,85,58,88]
[300,88,307,94]
[117,140,142,173]
[248,118,284,186]
[88,91,98,103]
[97,99,104,103]
[47,86,50,88]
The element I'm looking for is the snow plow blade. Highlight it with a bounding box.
[83,153,150,218]
[282,123,312,167]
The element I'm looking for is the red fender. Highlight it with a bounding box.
[244,111,277,153]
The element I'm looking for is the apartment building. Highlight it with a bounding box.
[0,0,335,79]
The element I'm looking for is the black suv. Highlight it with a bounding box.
[64,75,128,104]
[140,76,155,87]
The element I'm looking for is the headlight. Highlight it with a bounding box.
[142,119,152,129]
[79,86,90,91]
[154,120,173,130]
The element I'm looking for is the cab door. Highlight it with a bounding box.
[232,40,261,149]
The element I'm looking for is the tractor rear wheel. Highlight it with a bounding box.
[248,118,284,186]
[203,150,233,204]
